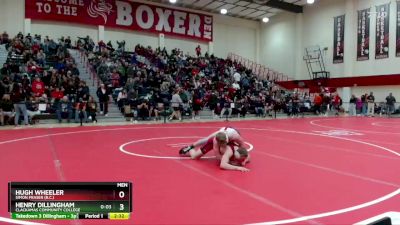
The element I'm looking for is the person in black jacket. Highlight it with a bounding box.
[386,93,396,117]
[96,84,111,116]
[0,94,14,125]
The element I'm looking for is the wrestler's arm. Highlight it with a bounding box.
[219,146,250,172]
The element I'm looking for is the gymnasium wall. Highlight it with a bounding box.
[261,0,400,80]
[0,0,259,60]
[0,0,25,37]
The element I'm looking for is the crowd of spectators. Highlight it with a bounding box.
[1,30,398,126]
[88,40,291,121]
[0,31,96,126]
[347,92,397,117]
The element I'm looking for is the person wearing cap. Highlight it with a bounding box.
[179,127,250,172]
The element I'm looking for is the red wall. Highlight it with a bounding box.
[277,74,400,93]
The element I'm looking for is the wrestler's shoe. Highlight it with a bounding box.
[179,145,193,155]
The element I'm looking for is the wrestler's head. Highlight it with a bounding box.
[234,147,248,163]
[215,132,228,146]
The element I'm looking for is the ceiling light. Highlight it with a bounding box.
[220,8,228,14]
[262,17,269,23]
[307,0,315,4]
[169,0,177,3]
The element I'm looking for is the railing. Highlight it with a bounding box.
[77,48,101,88]
[227,53,293,82]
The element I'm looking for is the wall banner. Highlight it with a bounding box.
[25,0,213,42]
[375,3,390,59]
[396,1,400,56]
[357,8,370,61]
[333,15,345,64]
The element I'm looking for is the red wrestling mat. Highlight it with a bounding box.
[0,118,399,225]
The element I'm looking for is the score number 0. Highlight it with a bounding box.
[119,191,125,211]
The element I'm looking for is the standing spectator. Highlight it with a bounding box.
[313,94,322,115]
[195,45,201,57]
[65,36,72,48]
[11,83,29,126]
[233,70,241,83]
[96,84,111,116]
[1,63,11,77]
[70,64,80,76]
[291,94,300,117]
[0,94,14,126]
[192,89,202,120]
[1,31,9,46]
[385,93,396,117]
[356,96,363,115]
[75,98,87,125]
[77,81,89,100]
[349,94,357,116]
[169,89,183,121]
[321,93,331,116]
[87,96,98,123]
[367,92,375,116]
[137,99,150,121]
[361,93,368,116]
[332,93,342,116]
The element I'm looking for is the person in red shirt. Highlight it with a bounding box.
[111,69,120,88]
[31,42,41,54]
[31,77,45,97]
[51,87,64,100]
[313,94,323,114]
[332,93,342,116]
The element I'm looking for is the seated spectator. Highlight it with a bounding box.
[220,94,232,118]
[32,76,45,97]
[26,96,43,123]
[36,49,46,66]
[56,96,73,123]
[111,69,120,88]
[254,96,265,117]
[117,89,127,110]
[51,87,64,101]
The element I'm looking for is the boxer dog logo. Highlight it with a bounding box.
[87,0,114,24]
